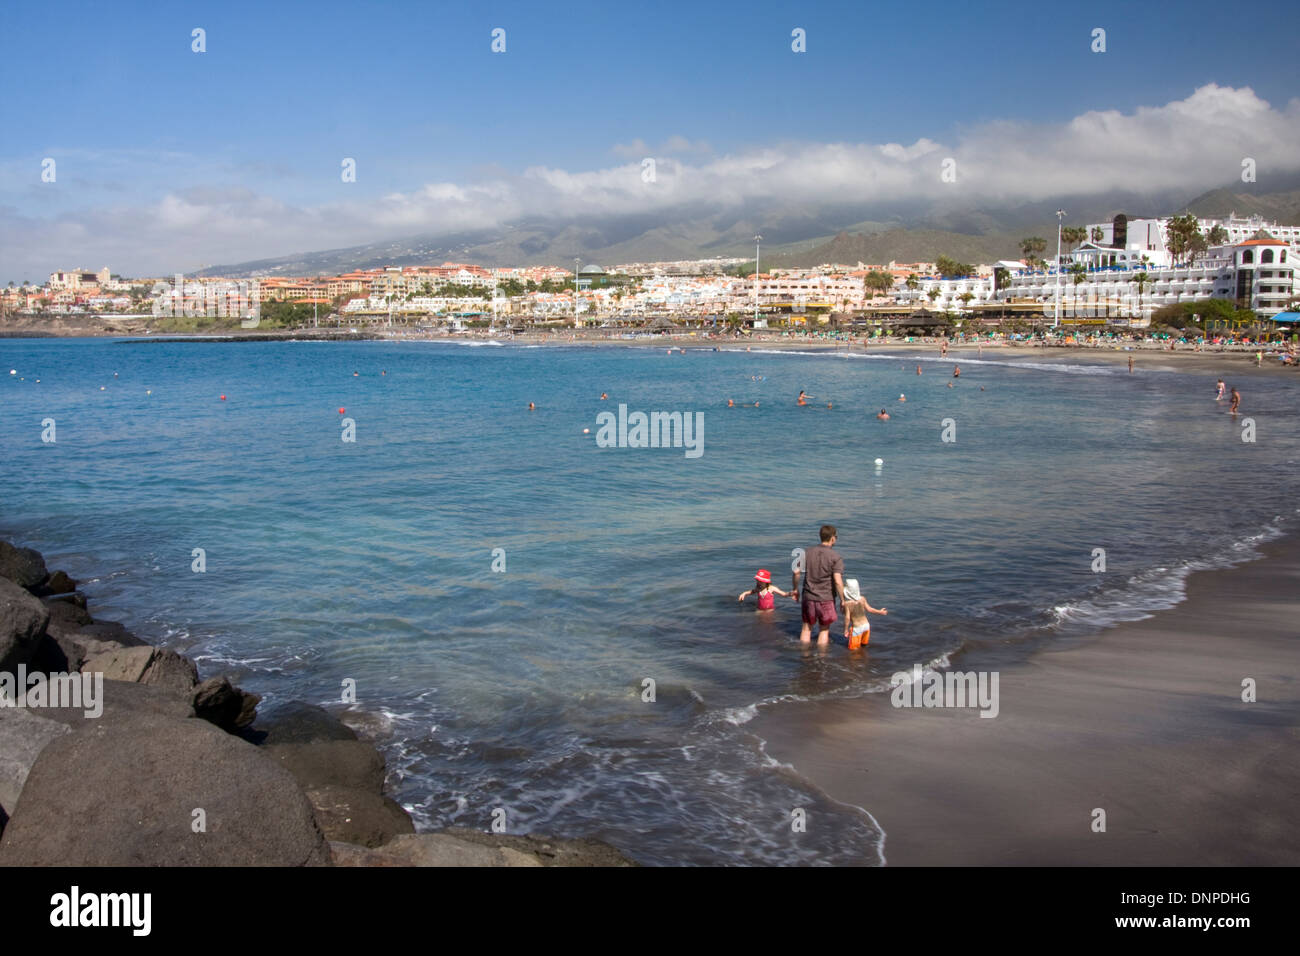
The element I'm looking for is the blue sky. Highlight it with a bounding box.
[2,0,1299,277]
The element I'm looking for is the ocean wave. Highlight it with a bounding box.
[1045,517,1290,635]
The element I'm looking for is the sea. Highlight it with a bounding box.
[2,337,1296,865]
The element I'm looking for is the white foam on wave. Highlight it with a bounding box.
[1047,517,1291,634]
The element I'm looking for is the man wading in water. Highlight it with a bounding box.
[793,524,845,645]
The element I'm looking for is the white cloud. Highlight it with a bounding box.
[4,85,1298,278]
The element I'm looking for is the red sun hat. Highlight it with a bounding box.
[754,569,772,584]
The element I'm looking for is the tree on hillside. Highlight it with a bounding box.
[1062,226,1087,252]
[935,255,973,278]
[1165,213,1202,265]
[1020,237,1047,267]
[1133,271,1150,318]
[863,270,893,297]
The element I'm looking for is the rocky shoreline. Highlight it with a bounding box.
[0,539,632,866]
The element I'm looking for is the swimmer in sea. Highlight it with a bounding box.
[916,365,922,375]
[600,392,608,400]
[952,366,960,378]
[528,402,535,411]
[899,394,906,402]
[1215,379,1225,401]
[727,399,735,407]
[738,569,794,610]
[877,409,890,420]
[797,391,808,406]
[1230,387,1240,414]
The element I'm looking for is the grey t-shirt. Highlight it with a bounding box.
[801,544,843,602]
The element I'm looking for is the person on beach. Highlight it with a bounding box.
[1128,355,1134,374]
[841,579,887,650]
[1216,379,1226,401]
[1256,352,1263,367]
[1230,387,1240,414]
[738,569,794,610]
[793,525,845,645]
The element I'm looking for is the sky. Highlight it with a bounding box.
[2,0,1299,280]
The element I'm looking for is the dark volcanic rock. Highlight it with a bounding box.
[80,645,198,697]
[0,578,50,673]
[0,710,71,822]
[43,598,91,631]
[139,648,200,696]
[0,542,47,591]
[0,711,330,866]
[254,701,359,745]
[193,677,260,732]
[38,570,76,596]
[265,739,386,792]
[304,785,415,848]
[75,622,147,647]
[38,678,195,727]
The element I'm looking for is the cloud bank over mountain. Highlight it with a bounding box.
[4,84,1298,279]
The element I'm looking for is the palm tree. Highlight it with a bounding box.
[1020,237,1047,267]
[1070,264,1087,318]
[1133,271,1149,320]
[905,273,919,291]
[926,288,941,307]
[1091,226,1104,243]
[958,291,975,314]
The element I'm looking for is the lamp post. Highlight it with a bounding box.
[753,234,762,326]
[1054,209,1065,328]
[574,257,581,323]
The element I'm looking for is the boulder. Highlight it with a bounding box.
[442,826,638,866]
[138,648,199,697]
[327,831,631,867]
[43,598,91,631]
[81,646,154,683]
[193,677,260,732]
[38,571,76,596]
[253,701,358,745]
[0,578,49,674]
[0,711,330,866]
[0,542,47,591]
[25,633,71,674]
[304,785,415,848]
[0,710,70,822]
[37,678,194,728]
[264,739,386,793]
[76,622,147,648]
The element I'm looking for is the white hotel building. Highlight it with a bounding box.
[997,214,1297,324]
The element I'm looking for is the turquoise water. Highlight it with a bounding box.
[2,338,1297,864]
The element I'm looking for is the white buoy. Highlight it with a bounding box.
[8,369,14,375]
[875,457,883,467]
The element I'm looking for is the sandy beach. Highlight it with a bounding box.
[753,533,1300,866]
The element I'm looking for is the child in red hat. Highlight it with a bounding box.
[738,569,795,611]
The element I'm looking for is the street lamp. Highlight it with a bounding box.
[574,256,581,322]
[753,234,762,326]
[1054,209,1065,328]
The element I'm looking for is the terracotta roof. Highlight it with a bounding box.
[1238,238,1286,246]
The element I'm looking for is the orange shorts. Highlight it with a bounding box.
[847,624,870,650]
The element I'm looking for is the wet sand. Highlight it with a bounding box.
[753,534,1300,866]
